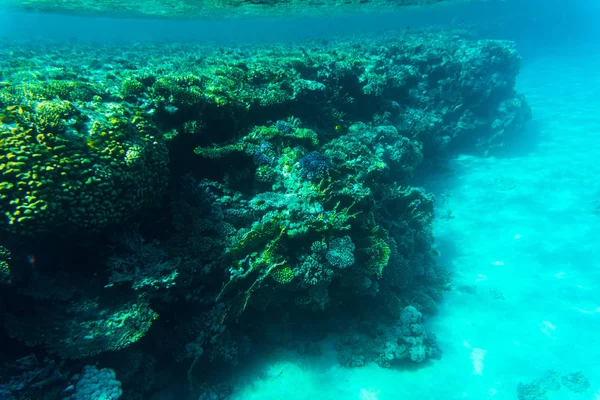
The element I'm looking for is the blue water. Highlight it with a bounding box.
[2,0,600,399]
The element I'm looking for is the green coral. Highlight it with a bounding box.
[247,124,318,147]
[0,99,169,236]
[271,265,294,284]
[218,221,287,319]
[255,164,277,183]
[4,296,158,359]
[0,245,10,283]
[152,74,206,108]
[193,123,318,159]
[193,142,244,158]
[362,235,391,278]
[227,217,283,257]
[121,78,145,99]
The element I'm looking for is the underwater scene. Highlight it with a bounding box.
[0,0,599,399]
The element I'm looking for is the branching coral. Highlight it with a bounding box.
[107,231,179,292]
[218,222,287,320]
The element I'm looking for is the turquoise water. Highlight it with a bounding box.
[431,54,600,398]
[1,1,600,399]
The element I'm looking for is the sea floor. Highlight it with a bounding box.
[227,52,600,399]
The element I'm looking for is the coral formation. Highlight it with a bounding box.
[326,236,356,269]
[0,97,169,237]
[517,370,591,400]
[72,365,122,400]
[0,245,10,283]
[4,296,158,359]
[0,28,530,398]
[336,305,440,368]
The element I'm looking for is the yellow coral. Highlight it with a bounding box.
[271,265,294,284]
[363,235,391,278]
[0,96,169,236]
[0,245,10,283]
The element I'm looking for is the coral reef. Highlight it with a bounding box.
[0,28,530,398]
